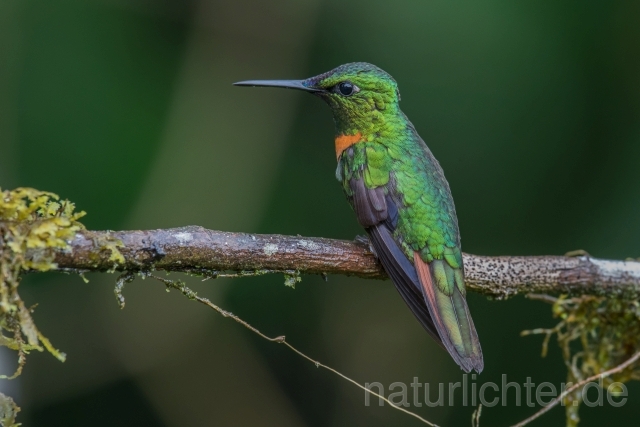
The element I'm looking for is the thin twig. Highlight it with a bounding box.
[510,350,640,427]
[152,274,439,427]
[471,404,482,427]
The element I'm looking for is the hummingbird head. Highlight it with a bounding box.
[234,63,404,157]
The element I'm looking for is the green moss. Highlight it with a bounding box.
[283,271,301,289]
[0,187,89,418]
[523,295,640,426]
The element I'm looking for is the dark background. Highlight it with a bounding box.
[1,0,639,425]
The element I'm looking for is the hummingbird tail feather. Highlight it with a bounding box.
[414,254,484,373]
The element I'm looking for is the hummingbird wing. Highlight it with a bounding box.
[367,221,443,346]
[347,171,483,373]
[347,175,443,346]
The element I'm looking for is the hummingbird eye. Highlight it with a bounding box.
[336,81,359,96]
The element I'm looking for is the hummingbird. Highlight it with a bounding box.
[234,62,483,373]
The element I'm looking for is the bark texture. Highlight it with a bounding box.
[46,226,640,299]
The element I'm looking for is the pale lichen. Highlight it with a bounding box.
[0,392,20,427]
[114,271,136,309]
[263,243,278,256]
[88,231,125,271]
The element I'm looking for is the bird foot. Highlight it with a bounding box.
[353,235,377,257]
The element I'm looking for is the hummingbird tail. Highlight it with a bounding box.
[414,254,484,373]
[367,223,483,373]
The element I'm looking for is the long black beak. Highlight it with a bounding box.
[233,79,323,93]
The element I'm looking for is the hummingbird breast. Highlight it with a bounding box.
[337,123,461,263]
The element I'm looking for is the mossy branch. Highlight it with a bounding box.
[3,187,640,427]
[40,226,640,300]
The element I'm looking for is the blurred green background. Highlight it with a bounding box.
[1,0,639,425]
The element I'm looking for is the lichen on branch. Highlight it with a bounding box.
[522,294,640,426]
[0,188,90,392]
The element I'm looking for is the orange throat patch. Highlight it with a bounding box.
[334,133,362,159]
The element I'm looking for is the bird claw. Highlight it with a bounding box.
[353,235,370,247]
[353,235,377,257]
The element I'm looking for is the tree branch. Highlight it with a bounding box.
[47,226,640,299]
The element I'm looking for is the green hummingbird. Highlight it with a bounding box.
[234,62,483,373]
